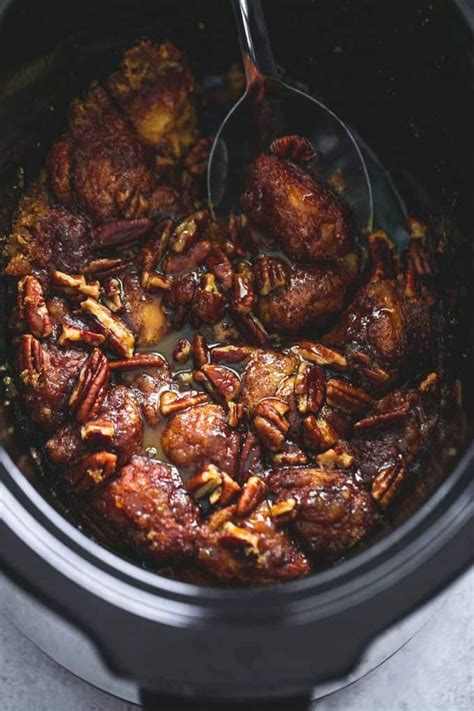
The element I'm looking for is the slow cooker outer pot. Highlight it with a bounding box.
[0,0,473,704]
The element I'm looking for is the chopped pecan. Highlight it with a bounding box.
[211,344,252,364]
[58,323,105,347]
[228,401,245,427]
[173,339,191,363]
[236,476,267,516]
[371,463,407,509]
[269,499,297,526]
[69,451,117,494]
[81,298,135,358]
[271,442,308,467]
[18,276,52,338]
[212,320,240,343]
[326,379,375,414]
[253,398,290,452]
[92,217,153,248]
[51,270,101,300]
[80,419,115,444]
[316,447,354,469]
[219,522,259,556]
[270,135,317,164]
[226,213,248,258]
[303,416,339,452]
[253,256,288,296]
[141,271,173,292]
[352,352,390,384]
[292,340,348,369]
[205,245,233,291]
[136,220,172,273]
[186,464,240,506]
[237,430,262,482]
[163,239,212,275]
[159,390,209,416]
[368,231,398,280]
[231,264,255,314]
[294,362,326,415]
[192,273,226,323]
[233,311,270,347]
[192,332,209,368]
[109,353,166,371]
[419,372,438,393]
[69,348,110,422]
[169,210,208,253]
[353,403,410,432]
[195,363,241,405]
[18,334,46,381]
[83,258,131,279]
[102,277,123,313]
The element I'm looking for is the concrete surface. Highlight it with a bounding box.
[1,568,473,710]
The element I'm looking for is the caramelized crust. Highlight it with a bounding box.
[239,349,299,414]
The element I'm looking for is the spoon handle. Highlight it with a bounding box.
[232,0,278,83]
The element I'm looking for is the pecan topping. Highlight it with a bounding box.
[292,340,348,369]
[19,334,46,382]
[192,332,209,368]
[109,353,166,370]
[228,401,245,428]
[141,272,173,292]
[70,451,117,494]
[136,220,172,273]
[233,311,270,347]
[80,419,115,444]
[211,344,252,364]
[169,210,207,253]
[81,298,135,358]
[186,464,240,506]
[173,339,191,363]
[51,270,101,300]
[269,499,297,526]
[18,276,52,338]
[83,258,130,279]
[192,273,226,324]
[69,348,110,422]
[159,390,209,416]
[102,277,124,313]
[294,362,326,415]
[231,264,255,314]
[270,135,317,164]
[253,398,290,452]
[58,323,105,347]
[316,447,354,469]
[371,463,407,509]
[92,217,153,248]
[271,442,309,467]
[219,522,259,557]
[195,364,240,405]
[236,476,267,516]
[303,416,339,452]
[353,403,410,432]
[205,245,233,291]
[237,430,262,483]
[419,372,438,393]
[352,352,390,384]
[326,379,375,414]
[253,256,288,296]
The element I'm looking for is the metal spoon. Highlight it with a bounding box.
[207,0,373,233]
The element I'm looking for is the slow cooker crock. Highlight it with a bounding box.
[0,0,473,707]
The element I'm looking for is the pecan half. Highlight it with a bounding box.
[173,339,191,363]
[237,430,262,483]
[371,463,407,509]
[169,211,208,253]
[228,401,245,428]
[303,416,339,452]
[269,499,297,526]
[233,311,270,347]
[51,270,101,300]
[219,522,258,557]
[211,344,252,364]
[92,217,153,248]
[294,362,326,415]
[253,256,288,296]
[253,398,290,452]
[195,364,241,405]
[236,476,267,516]
[292,340,348,369]
[80,419,115,444]
[192,332,209,369]
[69,451,117,494]
[205,245,233,291]
[109,353,167,370]
[58,323,105,347]
[159,390,209,416]
[186,464,240,506]
[352,351,390,385]
[18,276,52,338]
[18,334,46,382]
[83,258,131,279]
[136,220,172,273]
[69,348,110,422]
[316,447,354,469]
[192,273,226,324]
[231,264,255,314]
[270,135,317,164]
[141,272,173,292]
[81,298,135,358]
[326,379,375,414]
[353,404,410,432]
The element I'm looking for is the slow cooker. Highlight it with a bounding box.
[1,1,473,708]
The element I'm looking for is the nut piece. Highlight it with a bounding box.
[83,258,130,279]
[303,416,339,452]
[192,273,226,324]
[316,447,354,469]
[81,297,135,358]
[253,398,290,452]
[136,220,172,273]
[219,522,259,557]
[19,334,46,382]
[159,390,209,416]
[184,137,212,176]
[169,210,207,253]
[141,272,173,292]
[205,245,233,291]
[231,266,255,314]
[228,401,245,428]
[192,332,209,369]
[195,364,241,405]
[58,323,105,347]
[292,340,348,369]
[353,404,410,432]
[236,476,267,516]
[269,499,297,526]
[173,339,191,363]
[326,378,375,414]
[69,451,117,494]
[211,344,253,364]
[186,464,241,506]
[419,372,438,393]
[253,256,288,296]
[352,352,390,385]
[51,270,101,300]
[371,463,407,509]
[69,348,110,423]
[81,419,115,444]
[102,278,124,313]
[92,217,153,248]
[294,362,326,415]
[233,311,270,347]
[109,353,166,370]
[270,135,317,164]
[271,442,309,467]
[18,276,52,338]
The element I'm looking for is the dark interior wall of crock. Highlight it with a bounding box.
[0,0,472,487]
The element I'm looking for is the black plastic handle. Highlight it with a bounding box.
[140,689,313,710]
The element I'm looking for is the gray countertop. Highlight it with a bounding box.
[1,568,473,710]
